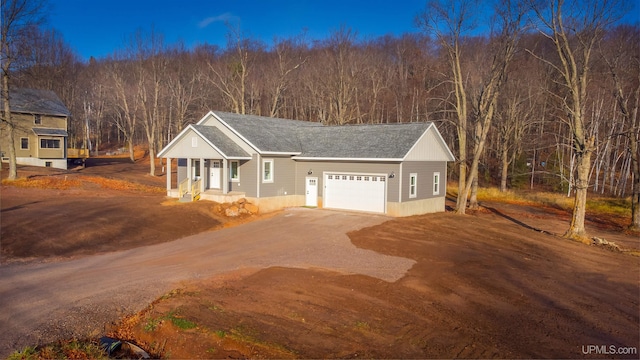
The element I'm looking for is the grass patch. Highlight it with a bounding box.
[165,310,197,330]
[450,185,633,218]
[7,339,108,360]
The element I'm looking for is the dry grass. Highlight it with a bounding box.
[448,185,632,217]
[78,176,164,194]
[2,175,164,194]
[1,176,81,190]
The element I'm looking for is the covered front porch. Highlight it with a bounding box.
[164,157,245,203]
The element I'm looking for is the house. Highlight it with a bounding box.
[0,88,71,169]
[157,111,455,216]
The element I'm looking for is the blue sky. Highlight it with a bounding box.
[48,0,429,60]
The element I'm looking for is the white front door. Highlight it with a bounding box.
[305,177,318,207]
[210,160,221,189]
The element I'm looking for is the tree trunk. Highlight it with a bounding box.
[630,128,639,229]
[565,141,593,239]
[2,63,18,180]
[500,142,509,192]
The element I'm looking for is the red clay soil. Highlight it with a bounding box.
[1,159,638,358]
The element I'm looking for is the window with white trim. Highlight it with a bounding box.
[433,172,441,195]
[262,159,274,183]
[230,160,239,181]
[191,136,198,147]
[409,173,417,198]
[20,137,29,150]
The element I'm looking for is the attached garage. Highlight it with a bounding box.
[323,173,387,213]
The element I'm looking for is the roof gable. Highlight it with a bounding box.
[404,123,456,161]
[157,125,250,159]
[9,88,71,117]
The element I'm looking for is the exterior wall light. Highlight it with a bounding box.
[308,169,313,175]
[389,171,395,179]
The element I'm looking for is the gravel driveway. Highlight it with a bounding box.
[0,208,414,357]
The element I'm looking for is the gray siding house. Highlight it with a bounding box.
[157,111,454,216]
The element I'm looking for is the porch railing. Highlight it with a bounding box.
[178,178,189,198]
[191,179,202,201]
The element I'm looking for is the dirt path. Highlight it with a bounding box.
[0,209,404,357]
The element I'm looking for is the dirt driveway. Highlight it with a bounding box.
[0,208,405,357]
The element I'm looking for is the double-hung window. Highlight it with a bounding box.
[230,160,240,181]
[433,172,441,195]
[409,173,418,198]
[262,159,274,183]
[20,138,29,150]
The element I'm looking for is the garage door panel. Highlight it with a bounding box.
[324,173,385,213]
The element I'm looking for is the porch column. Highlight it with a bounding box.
[200,157,205,193]
[166,157,172,196]
[187,158,192,189]
[222,158,228,194]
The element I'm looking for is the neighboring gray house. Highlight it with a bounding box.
[157,111,455,216]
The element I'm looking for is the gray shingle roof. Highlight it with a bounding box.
[32,128,69,137]
[9,88,71,117]
[215,111,317,153]
[295,123,432,159]
[192,125,250,158]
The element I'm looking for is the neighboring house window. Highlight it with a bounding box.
[230,160,239,181]
[262,159,274,183]
[433,172,441,195]
[40,139,61,148]
[34,114,41,125]
[20,138,29,150]
[409,173,417,198]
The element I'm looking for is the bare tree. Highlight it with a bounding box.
[599,25,640,229]
[1,0,47,180]
[529,0,625,238]
[203,24,260,115]
[417,0,476,213]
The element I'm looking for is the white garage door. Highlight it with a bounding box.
[324,173,386,213]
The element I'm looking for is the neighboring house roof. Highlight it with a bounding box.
[294,123,433,160]
[9,88,71,117]
[32,128,69,137]
[191,125,250,158]
[210,111,315,154]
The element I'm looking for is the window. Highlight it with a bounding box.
[191,136,198,147]
[40,139,61,148]
[433,172,441,195]
[20,138,29,150]
[230,161,239,181]
[262,159,274,182]
[193,160,201,178]
[34,114,41,125]
[409,173,418,198]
